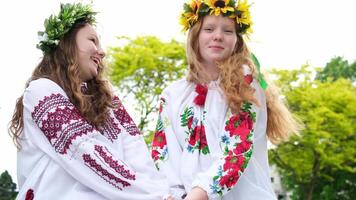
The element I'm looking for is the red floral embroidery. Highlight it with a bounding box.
[194,84,208,106]
[151,98,169,164]
[219,169,240,188]
[188,125,203,146]
[112,96,141,136]
[25,189,34,200]
[187,116,193,129]
[244,74,253,84]
[211,102,255,194]
[200,128,209,150]
[158,97,166,113]
[225,112,253,140]
[223,151,245,171]
[233,140,252,155]
[151,149,160,161]
[32,93,94,154]
[83,154,130,190]
[152,130,167,149]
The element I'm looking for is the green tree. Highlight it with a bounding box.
[0,171,17,200]
[316,56,356,82]
[269,65,356,200]
[108,36,187,143]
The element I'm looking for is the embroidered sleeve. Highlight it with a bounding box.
[112,96,141,136]
[191,75,261,198]
[23,79,168,200]
[151,94,187,199]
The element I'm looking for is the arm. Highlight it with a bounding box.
[24,79,168,200]
[189,78,265,198]
[111,96,171,198]
[151,93,187,199]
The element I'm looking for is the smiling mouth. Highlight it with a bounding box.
[91,57,100,66]
[209,46,224,50]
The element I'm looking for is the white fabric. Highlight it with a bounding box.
[154,76,277,200]
[17,78,169,200]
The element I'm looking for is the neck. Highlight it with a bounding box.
[203,61,220,82]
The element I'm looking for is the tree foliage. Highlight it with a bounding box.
[315,56,356,82]
[0,171,17,200]
[108,36,187,143]
[269,64,356,200]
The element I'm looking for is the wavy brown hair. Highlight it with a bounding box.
[9,21,113,148]
[186,17,301,144]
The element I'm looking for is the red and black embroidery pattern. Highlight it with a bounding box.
[112,96,141,136]
[32,93,94,154]
[94,145,136,180]
[98,116,121,142]
[82,154,130,190]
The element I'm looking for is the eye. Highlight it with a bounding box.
[203,27,214,32]
[90,38,96,44]
[224,30,234,33]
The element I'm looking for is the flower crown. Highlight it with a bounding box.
[37,3,97,54]
[179,0,252,35]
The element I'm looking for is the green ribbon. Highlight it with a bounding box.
[251,53,268,90]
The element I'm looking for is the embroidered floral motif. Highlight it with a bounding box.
[25,189,34,200]
[194,84,208,106]
[98,116,121,142]
[32,93,94,154]
[211,102,256,196]
[112,96,141,136]
[94,145,136,180]
[151,98,168,166]
[83,154,130,190]
[181,107,210,154]
[244,74,253,84]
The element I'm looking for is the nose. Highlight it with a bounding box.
[97,46,106,59]
[213,30,223,41]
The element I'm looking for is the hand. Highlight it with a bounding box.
[164,195,175,200]
[184,187,208,200]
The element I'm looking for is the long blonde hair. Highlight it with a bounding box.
[186,18,301,144]
[9,21,113,148]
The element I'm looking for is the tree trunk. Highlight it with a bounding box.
[304,151,321,200]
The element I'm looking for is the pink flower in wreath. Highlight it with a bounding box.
[152,131,167,149]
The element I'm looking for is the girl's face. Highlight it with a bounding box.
[76,24,105,81]
[198,15,237,65]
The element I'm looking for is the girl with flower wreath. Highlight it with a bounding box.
[9,3,170,200]
[151,0,301,200]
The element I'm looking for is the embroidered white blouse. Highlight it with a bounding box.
[17,78,169,200]
[151,74,277,200]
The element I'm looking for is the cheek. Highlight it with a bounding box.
[228,38,237,52]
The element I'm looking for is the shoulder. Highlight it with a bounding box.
[26,78,64,94]
[23,78,67,107]
[161,78,193,98]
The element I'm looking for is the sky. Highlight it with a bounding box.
[1,0,356,183]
